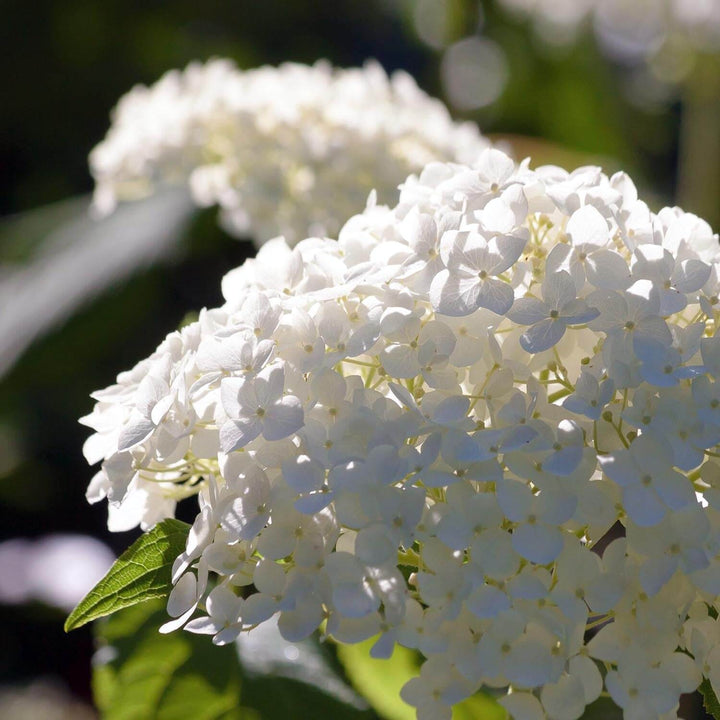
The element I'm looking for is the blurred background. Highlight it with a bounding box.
[1,0,718,717]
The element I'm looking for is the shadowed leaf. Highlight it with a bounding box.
[701,679,720,720]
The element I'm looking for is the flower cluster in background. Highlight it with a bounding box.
[397,0,720,119]
[81,146,720,719]
[498,0,720,83]
[90,59,490,246]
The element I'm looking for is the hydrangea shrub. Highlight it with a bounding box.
[79,147,720,720]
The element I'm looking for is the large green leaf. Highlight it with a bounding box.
[95,600,378,720]
[65,518,190,631]
[337,639,418,720]
[235,618,372,715]
[337,638,505,720]
[94,599,248,720]
[701,678,720,719]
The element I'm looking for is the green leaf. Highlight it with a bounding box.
[336,638,504,720]
[452,693,506,720]
[235,620,372,716]
[701,678,720,719]
[65,518,190,631]
[240,675,375,720]
[337,638,418,720]
[94,599,247,720]
[579,696,623,719]
[95,601,376,720]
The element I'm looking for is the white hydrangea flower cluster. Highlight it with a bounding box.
[90,59,489,245]
[82,147,720,720]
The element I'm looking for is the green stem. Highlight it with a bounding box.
[548,388,572,403]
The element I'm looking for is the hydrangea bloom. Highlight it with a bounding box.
[497,0,720,86]
[499,0,720,50]
[82,147,720,719]
[90,59,489,245]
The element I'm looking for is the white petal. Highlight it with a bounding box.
[207,585,242,623]
[658,288,687,316]
[436,514,472,550]
[496,478,533,522]
[663,652,701,694]
[507,297,548,325]
[213,626,242,646]
[381,344,421,378]
[512,523,563,564]
[86,470,110,504]
[541,674,586,720]
[537,490,577,526]
[543,444,583,476]
[482,197,516,234]
[507,571,549,600]
[675,258,711,293]
[560,299,600,325]
[430,270,480,317]
[263,396,304,441]
[639,555,678,595]
[370,633,395,660]
[473,530,520,580]
[491,233,528,274]
[585,250,631,290]
[184,616,219,635]
[220,376,244,418]
[567,205,609,249]
[543,270,577,310]
[585,575,623,613]
[242,594,278,625]
[477,147,516,185]
[432,395,470,425]
[282,455,324,493]
[653,470,695,510]
[466,585,510,618]
[520,318,566,354]
[475,278,515,315]
[587,624,621,663]
[597,451,636,486]
[500,693,545,720]
[294,490,334,514]
[167,572,197,617]
[158,604,196,634]
[150,394,174,426]
[355,526,395,564]
[623,485,666,526]
[219,418,260,453]
[568,655,602,704]
[633,317,673,358]
[278,603,324,642]
[117,416,155,451]
[253,558,286,595]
